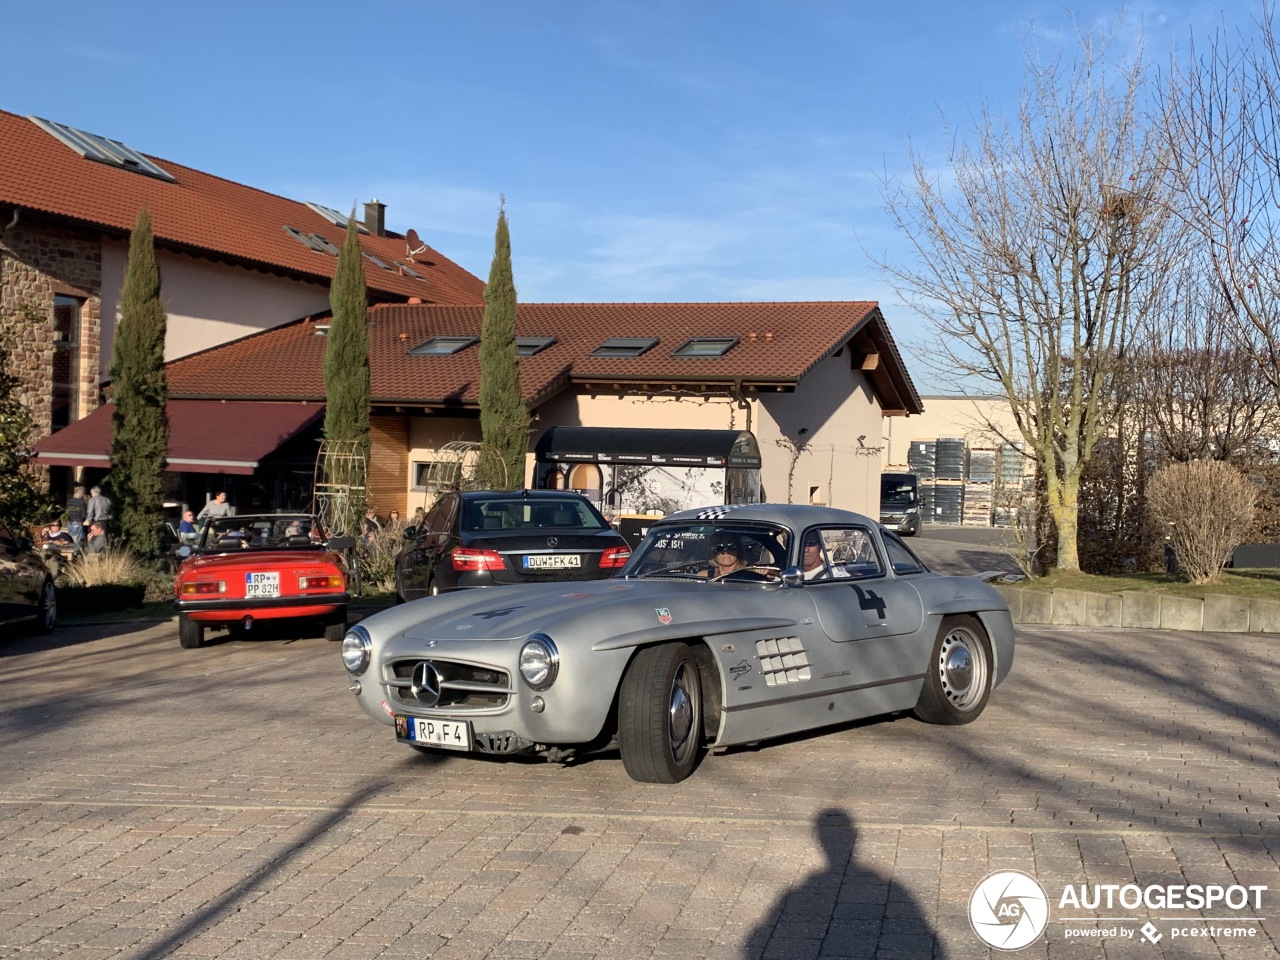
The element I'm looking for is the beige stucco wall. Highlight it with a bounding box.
[99,240,334,377]
[882,395,1022,468]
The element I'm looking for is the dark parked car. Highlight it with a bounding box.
[395,491,631,601]
[0,519,56,636]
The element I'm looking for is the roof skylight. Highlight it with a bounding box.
[30,115,176,183]
[305,202,368,233]
[283,226,340,255]
[674,337,739,357]
[516,336,557,357]
[590,337,659,358]
[408,336,479,356]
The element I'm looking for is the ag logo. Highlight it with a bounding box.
[968,870,1049,951]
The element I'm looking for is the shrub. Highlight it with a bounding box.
[357,526,403,595]
[1146,460,1257,584]
[62,544,149,588]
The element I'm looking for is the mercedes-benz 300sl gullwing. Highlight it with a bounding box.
[342,504,1015,783]
[174,514,350,649]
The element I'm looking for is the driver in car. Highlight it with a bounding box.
[707,538,747,578]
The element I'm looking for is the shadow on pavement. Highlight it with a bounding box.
[745,807,948,959]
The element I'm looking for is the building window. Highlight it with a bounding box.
[412,461,435,490]
[590,337,659,358]
[674,337,738,357]
[51,295,82,430]
[408,336,479,356]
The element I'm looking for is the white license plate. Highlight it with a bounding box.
[403,716,471,751]
[244,571,280,598]
[523,554,582,570]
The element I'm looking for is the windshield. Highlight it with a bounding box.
[199,515,323,552]
[622,521,791,579]
[461,497,608,533]
[881,475,918,507]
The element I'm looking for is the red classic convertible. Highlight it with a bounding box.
[173,514,351,648]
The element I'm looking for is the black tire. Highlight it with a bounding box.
[618,642,703,783]
[323,611,348,642]
[178,614,205,649]
[912,615,993,724]
[35,578,56,634]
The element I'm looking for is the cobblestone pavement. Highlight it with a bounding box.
[0,618,1276,959]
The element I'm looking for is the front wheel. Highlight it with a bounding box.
[912,616,993,724]
[178,614,205,649]
[618,643,703,783]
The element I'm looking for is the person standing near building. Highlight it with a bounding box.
[196,491,232,528]
[65,485,88,544]
[85,485,112,534]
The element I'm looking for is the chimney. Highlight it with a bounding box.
[364,199,386,238]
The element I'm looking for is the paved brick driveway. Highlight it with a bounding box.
[0,618,1276,959]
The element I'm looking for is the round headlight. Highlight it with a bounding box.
[519,634,559,691]
[341,624,372,675]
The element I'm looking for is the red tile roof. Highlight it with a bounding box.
[163,301,923,414]
[0,109,484,305]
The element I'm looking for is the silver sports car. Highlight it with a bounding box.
[342,504,1015,783]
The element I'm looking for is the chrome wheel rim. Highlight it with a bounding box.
[667,661,698,764]
[938,626,988,711]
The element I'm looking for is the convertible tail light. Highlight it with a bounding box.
[299,575,343,590]
[451,547,506,572]
[599,545,631,569]
[181,580,226,596]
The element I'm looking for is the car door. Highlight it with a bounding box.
[0,520,43,624]
[799,525,927,687]
[398,496,456,599]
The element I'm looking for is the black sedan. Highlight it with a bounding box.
[395,491,631,601]
[0,518,56,636]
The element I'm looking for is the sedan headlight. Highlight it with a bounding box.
[519,634,559,691]
[342,624,372,675]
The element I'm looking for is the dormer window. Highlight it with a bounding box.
[590,337,659,358]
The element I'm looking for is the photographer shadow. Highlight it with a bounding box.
[744,808,949,959]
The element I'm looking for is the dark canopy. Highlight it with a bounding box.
[534,426,761,468]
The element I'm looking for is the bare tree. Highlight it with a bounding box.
[1161,6,1280,400]
[880,29,1179,571]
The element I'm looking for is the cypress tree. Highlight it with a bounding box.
[108,208,170,558]
[322,213,371,531]
[478,202,529,489]
[324,215,371,449]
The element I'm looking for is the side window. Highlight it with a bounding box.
[823,527,884,579]
[881,529,927,575]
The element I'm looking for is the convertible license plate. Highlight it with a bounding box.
[396,715,471,751]
[522,554,582,570]
[244,571,280,599]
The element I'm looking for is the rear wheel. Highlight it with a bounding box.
[912,616,993,724]
[35,578,56,634]
[178,614,205,649]
[323,611,348,642]
[618,643,703,783]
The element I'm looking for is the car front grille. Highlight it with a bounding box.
[384,658,512,712]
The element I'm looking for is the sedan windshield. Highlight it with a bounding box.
[623,522,791,579]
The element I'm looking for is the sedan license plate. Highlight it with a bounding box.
[244,571,280,599]
[397,715,471,752]
[522,554,582,570]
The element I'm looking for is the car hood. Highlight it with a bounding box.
[360,576,800,646]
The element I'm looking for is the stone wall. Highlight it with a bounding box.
[0,215,104,437]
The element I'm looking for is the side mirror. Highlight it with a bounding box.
[781,566,805,587]
[177,545,192,559]
[402,525,417,538]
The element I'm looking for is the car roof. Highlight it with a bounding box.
[658,502,876,529]
[458,490,591,503]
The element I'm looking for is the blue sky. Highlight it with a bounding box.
[3,1,1262,387]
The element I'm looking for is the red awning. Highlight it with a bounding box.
[33,400,324,475]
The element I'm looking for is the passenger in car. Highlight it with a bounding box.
[801,533,850,581]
